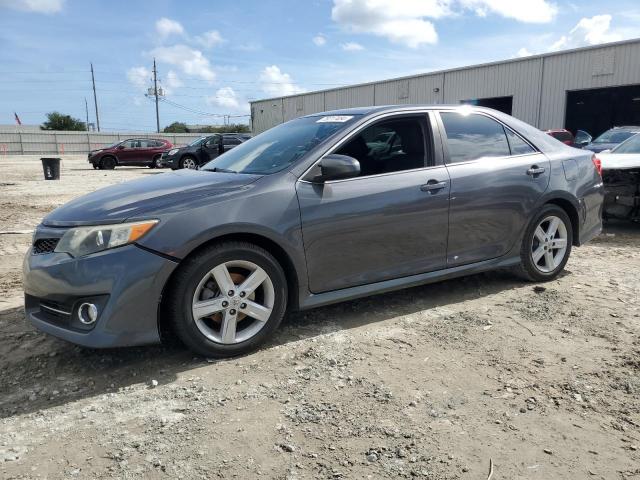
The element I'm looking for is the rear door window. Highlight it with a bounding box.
[440,112,510,164]
[505,129,536,155]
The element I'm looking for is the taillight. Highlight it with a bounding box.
[592,155,602,176]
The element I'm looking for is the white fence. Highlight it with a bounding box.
[0,130,205,155]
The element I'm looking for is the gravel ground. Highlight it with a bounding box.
[0,156,639,479]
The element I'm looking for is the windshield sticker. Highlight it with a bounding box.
[316,115,353,123]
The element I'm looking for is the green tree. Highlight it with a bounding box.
[197,123,250,133]
[40,111,86,131]
[163,122,189,133]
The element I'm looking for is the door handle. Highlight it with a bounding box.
[527,165,546,176]
[420,180,447,192]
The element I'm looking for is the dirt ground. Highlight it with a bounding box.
[0,156,639,480]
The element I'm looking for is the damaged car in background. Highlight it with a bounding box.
[599,133,640,222]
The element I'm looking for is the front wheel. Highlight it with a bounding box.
[99,156,116,170]
[180,156,197,170]
[515,205,573,282]
[165,242,288,357]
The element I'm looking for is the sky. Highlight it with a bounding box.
[0,0,639,131]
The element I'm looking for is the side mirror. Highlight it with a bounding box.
[117,145,125,150]
[314,154,360,182]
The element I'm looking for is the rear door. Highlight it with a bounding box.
[436,110,550,267]
[297,112,450,293]
[116,139,138,165]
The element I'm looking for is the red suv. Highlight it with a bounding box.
[88,138,173,170]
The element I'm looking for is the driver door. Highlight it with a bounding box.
[117,140,137,165]
[296,113,450,293]
[201,135,223,163]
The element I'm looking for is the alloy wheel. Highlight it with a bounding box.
[182,158,197,169]
[191,260,275,344]
[531,215,568,273]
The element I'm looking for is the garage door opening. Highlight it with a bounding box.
[565,84,640,138]
[461,96,513,115]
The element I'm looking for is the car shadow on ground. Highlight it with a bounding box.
[0,267,534,420]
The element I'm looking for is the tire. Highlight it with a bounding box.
[150,156,163,169]
[100,156,116,170]
[179,156,198,170]
[514,204,573,282]
[165,241,288,357]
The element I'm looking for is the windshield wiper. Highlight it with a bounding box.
[208,167,237,173]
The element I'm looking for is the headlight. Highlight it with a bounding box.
[54,220,158,257]
[168,148,179,156]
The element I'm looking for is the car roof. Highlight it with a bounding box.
[611,126,640,131]
[304,104,517,118]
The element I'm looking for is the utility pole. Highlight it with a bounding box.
[90,63,100,132]
[153,58,160,133]
[84,97,90,131]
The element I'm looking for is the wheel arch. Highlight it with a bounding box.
[544,197,580,246]
[100,154,118,165]
[157,231,301,344]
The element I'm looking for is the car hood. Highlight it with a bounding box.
[583,142,617,153]
[599,152,640,170]
[43,169,262,227]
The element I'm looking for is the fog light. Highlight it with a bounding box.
[78,302,98,325]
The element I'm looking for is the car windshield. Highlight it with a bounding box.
[189,137,207,147]
[611,133,640,153]
[593,129,638,144]
[201,115,361,174]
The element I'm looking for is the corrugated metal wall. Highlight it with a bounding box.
[250,39,640,134]
[538,42,640,129]
[0,130,204,155]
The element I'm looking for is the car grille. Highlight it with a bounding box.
[32,238,59,255]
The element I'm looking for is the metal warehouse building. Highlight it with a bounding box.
[250,38,640,138]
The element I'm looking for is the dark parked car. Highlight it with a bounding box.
[162,133,250,169]
[24,105,603,358]
[88,138,173,170]
[581,126,640,153]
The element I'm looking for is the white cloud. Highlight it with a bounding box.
[516,47,533,57]
[163,70,183,94]
[259,65,305,97]
[516,15,634,57]
[0,0,65,13]
[208,87,240,109]
[312,34,327,46]
[151,44,216,82]
[155,17,184,39]
[459,0,557,24]
[127,66,151,89]
[332,0,441,48]
[331,0,557,48]
[342,41,364,51]
[196,30,224,48]
[550,15,622,51]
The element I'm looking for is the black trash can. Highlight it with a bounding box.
[41,158,61,180]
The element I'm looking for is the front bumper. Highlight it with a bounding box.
[161,152,180,169]
[23,240,179,348]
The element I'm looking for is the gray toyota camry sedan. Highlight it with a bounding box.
[23,105,604,357]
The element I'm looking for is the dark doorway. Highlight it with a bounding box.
[461,96,513,115]
[565,84,640,138]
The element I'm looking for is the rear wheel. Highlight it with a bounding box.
[180,156,197,170]
[99,156,116,170]
[515,204,572,282]
[166,242,288,357]
[150,155,163,169]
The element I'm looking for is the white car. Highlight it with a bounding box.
[598,133,640,221]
